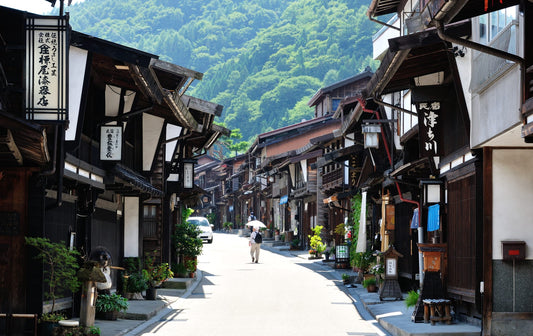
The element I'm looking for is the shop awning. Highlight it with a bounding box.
[0,112,49,167]
[365,21,471,98]
[107,164,164,197]
[390,157,434,181]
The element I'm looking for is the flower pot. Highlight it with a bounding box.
[96,310,118,321]
[146,287,158,300]
[366,284,377,292]
[38,322,59,336]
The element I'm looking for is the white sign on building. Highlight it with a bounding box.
[25,16,68,121]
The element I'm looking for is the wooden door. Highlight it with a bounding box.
[0,169,35,314]
[447,169,480,304]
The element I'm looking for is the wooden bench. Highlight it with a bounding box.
[422,299,452,325]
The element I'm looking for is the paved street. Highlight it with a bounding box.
[135,233,389,336]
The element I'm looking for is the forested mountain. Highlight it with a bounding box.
[67,0,379,147]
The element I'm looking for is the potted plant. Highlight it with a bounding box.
[86,326,101,336]
[370,262,384,283]
[25,237,80,314]
[335,223,346,242]
[186,259,197,278]
[342,273,351,285]
[352,251,375,283]
[26,237,80,336]
[405,290,420,309]
[291,238,301,250]
[308,225,326,257]
[144,251,174,287]
[143,252,174,300]
[38,312,66,336]
[324,246,335,261]
[172,262,188,278]
[123,271,149,300]
[95,293,129,320]
[223,221,233,233]
[173,208,203,269]
[55,325,101,336]
[363,277,377,292]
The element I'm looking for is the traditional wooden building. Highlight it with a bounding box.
[248,116,340,247]
[366,0,533,332]
[0,6,227,329]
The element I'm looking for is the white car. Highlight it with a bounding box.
[187,216,214,243]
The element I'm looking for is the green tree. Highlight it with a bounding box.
[25,237,80,312]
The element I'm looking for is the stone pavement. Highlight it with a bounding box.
[94,276,201,336]
[90,237,481,336]
[265,244,481,336]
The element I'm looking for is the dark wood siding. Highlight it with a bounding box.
[92,207,121,288]
[0,169,35,316]
[447,171,477,303]
[395,202,419,288]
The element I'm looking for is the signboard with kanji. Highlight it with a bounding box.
[100,126,122,161]
[25,16,68,121]
[417,101,442,157]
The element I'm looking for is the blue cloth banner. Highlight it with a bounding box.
[427,204,440,232]
[280,195,288,204]
[410,208,419,229]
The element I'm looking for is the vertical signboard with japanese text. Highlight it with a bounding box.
[349,153,362,187]
[416,101,442,157]
[25,16,68,121]
[100,126,122,161]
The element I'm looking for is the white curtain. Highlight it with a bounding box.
[356,190,367,252]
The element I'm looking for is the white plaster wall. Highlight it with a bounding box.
[471,67,521,148]
[124,196,139,257]
[165,124,182,162]
[143,113,165,171]
[372,16,400,60]
[492,149,533,259]
[66,47,88,141]
[454,43,472,123]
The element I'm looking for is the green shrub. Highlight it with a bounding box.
[362,277,377,288]
[122,257,142,273]
[95,293,129,313]
[172,263,187,277]
[25,237,80,312]
[123,272,148,293]
[173,221,203,257]
[405,290,420,308]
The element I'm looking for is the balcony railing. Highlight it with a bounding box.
[322,168,343,191]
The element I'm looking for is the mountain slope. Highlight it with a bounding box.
[68,0,379,145]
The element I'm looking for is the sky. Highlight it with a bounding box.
[0,0,86,14]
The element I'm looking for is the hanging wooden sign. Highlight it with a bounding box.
[25,16,68,121]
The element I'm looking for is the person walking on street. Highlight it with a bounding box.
[248,212,256,222]
[249,226,262,263]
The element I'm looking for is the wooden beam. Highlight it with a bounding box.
[182,95,223,116]
[482,147,493,335]
[0,128,23,165]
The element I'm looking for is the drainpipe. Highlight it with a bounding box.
[435,21,525,108]
[40,124,64,210]
[369,16,401,31]
[357,97,424,284]
[373,98,418,117]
